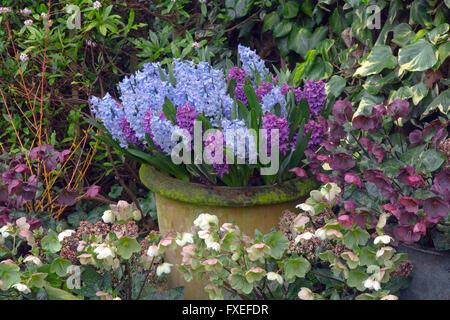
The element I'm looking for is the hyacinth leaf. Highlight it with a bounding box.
[237,100,250,123]
[321,95,335,118]
[44,282,83,300]
[50,258,71,277]
[0,263,20,290]
[117,237,141,259]
[227,78,237,97]
[162,97,177,124]
[244,77,262,115]
[126,148,189,181]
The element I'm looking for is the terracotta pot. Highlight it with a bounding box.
[139,164,318,299]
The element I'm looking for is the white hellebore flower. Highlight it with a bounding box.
[374,235,392,245]
[314,228,326,240]
[58,229,75,242]
[94,243,115,259]
[298,287,314,300]
[175,233,194,246]
[294,232,314,243]
[296,203,315,215]
[193,213,219,231]
[102,210,115,224]
[364,277,381,291]
[267,272,283,285]
[197,230,211,240]
[0,224,13,238]
[23,255,42,266]
[13,283,31,294]
[156,263,173,277]
[146,245,160,257]
[204,237,220,251]
[320,183,341,202]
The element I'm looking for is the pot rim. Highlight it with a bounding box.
[139,164,318,207]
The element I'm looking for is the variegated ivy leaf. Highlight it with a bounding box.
[354,45,397,77]
[398,39,438,72]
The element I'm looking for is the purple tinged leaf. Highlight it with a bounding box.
[57,189,78,206]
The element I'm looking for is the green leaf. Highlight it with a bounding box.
[44,283,83,300]
[325,75,346,98]
[398,39,438,72]
[273,20,293,38]
[283,1,299,19]
[117,236,141,259]
[41,230,62,253]
[347,270,368,291]
[418,149,446,172]
[392,23,414,47]
[50,258,71,277]
[263,231,289,259]
[300,0,314,17]
[284,257,311,282]
[354,45,397,76]
[230,274,253,295]
[28,273,48,289]
[410,82,429,105]
[421,89,450,118]
[262,12,280,33]
[427,23,450,45]
[438,42,450,66]
[288,27,328,59]
[0,263,20,290]
[410,0,433,28]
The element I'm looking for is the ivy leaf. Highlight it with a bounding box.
[421,89,450,118]
[343,227,370,250]
[41,230,62,253]
[273,20,293,38]
[392,23,414,47]
[354,45,397,76]
[409,0,433,28]
[263,231,289,259]
[426,23,450,45]
[262,12,280,33]
[398,39,437,72]
[410,82,429,105]
[325,75,347,98]
[117,236,141,259]
[0,263,20,290]
[283,1,299,19]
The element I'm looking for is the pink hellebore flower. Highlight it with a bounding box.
[399,196,419,214]
[338,215,354,229]
[344,173,362,188]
